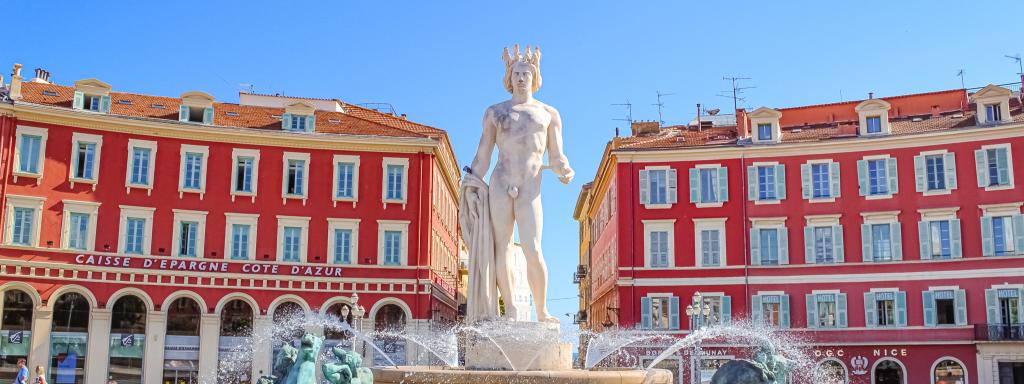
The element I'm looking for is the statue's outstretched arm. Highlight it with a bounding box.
[546,108,573,184]
[469,109,496,177]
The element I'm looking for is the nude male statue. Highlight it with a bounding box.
[467,45,573,323]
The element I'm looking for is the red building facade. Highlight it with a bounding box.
[0,66,460,383]
[576,82,1024,383]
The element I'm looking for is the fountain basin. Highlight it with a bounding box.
[371,366,674,384]
[464,321,572,371]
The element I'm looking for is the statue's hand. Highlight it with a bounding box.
[557,166,575,184]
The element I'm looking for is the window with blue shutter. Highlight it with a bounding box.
[640,297,652,329]
[867,223,900,262]
[202,107,214,124]
[868,291,905,327]
[669,296,680,330]
[334,229,353,264]
[699,168,718,203]
[812,163,830,198]
[71,142,97,180]
[809,293,842,328]
[867,159,889,195]
[648,169,668,204]
[805,226,836,264]
[924,289,960,327]
[758,229,780,265]
[984,215,1021,256]
[231,224,251,260]
[919,220,953,260]
[18,135,42,174]
[986,288,1022,328]
[977,147,1012,188]
[124,218,145,255]
[74,91,108,113]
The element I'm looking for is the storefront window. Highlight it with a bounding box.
[933,359,965,384]
[218,300,253,384]
[164,297,201,384]
[374,304,407,366]
[815,360,847,384]
[324,303,354,344]
[108,296,146,384]
[0,290,33,381]
[271,302,306,368]
[51,292,90,384]
[874,359,904,384]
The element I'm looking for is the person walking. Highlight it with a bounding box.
[12,359,28,384]
[31,366,46,384]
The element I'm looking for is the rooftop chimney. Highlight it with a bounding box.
[630,120,660,136]
[9,64,23,100]
[868,92,874,99]
[931,105,941,118]
[31,68,50,84]
[736,108,749,138]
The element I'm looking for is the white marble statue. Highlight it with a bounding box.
[461,45,574,323]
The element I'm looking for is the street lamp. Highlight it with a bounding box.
[685,292,716,384]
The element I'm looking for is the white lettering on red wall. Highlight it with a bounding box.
[74,254,342,278]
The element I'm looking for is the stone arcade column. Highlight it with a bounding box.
[143,311,167,384]
[84,309,112,384]
[252,314,273,380]
[197,313,220,384]
[27,308,52,373]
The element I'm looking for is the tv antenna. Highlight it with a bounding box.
[612,100,633,125]
[956,69,965,89]
[719,76,754,112]
[239,83,255,93]
[652,91,674,126]
[1006,54,1023,76]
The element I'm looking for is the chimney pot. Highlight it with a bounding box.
[868,92,874,99]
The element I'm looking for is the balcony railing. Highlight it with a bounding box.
[975,323,1024,341]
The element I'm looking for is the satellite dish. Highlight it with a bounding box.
[706,108,721,115]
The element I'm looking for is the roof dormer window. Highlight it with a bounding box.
[866,116,882,134]
[748,107,783,144]
[757,123,773,141]
[72,78,112,114]
[178,91,215,125]
[985,103,1003,123]
[855,99,892,136]
[282,101,317,133]
[970,84,1012,126]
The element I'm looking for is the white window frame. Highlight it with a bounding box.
[124,139,158,195]
[810,289,844,329]
[916,149,956,196]
[13,126,48,184]
[695,164,726,208]
[754,290,787,328]
[230,148,260,203]
[171,209,208,258]
[691,291,728,326]
[748,107,783,144]
[855,99,892,136]
[979,203,1023,257]
[117,205,155,255]
[281,152,310,204]
[3,195,45,247]
[377,220,410,266]
[68,132,103,189]
[382,157,410,208]
[641,165,674,209]
[276,215,310,263]
[60,200,100,251]
[861,211,901,262]
[327,218,360,264]
[694,218,727,267]
[750,217,788,266]
[805,159,838,203]
[178,144,209,199]
[918,207,960,260]
[868,287,904,328]
[805,214,842,264]
[643,219,676,268]
[750,161,782,205]
[224,213,258,261]
[929,357,969,384]
[643,292,679,330]
[978,143,1014,191]
[333,155,361,208]
[862,154,896,200]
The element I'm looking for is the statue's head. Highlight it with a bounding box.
[502,44,542,94]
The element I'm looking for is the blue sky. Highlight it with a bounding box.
[7,1,1023,329]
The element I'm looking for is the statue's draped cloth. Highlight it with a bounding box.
[460,173,500,322]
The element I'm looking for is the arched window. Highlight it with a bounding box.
[164,297,201,384]
[373,304,408,365]
[324,303,354,341]
[932,358,966,384]
[272,302,306,343]
[109,295,147,384]
[374,304,407,332]
[815,359,848,384]
[0,290,33,381]
[219,300,254,384]
[50,292,90,384]
[873,358,906,384]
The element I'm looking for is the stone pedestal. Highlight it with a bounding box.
[464,321,573,371]
[372,367,674,384]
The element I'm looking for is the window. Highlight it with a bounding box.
[801,161,841,201]
[276,216,310,263]
[811,164,830,198]
[920,220,959,260]
[932,359,966,384]
[118,206,154,255]
[124,218,146,255]
[813,226,834,263]
[10,207,35,246]
[986,103,1003,123]
[230,149,260,200]
[282,227,302,262]
[750,223,789,266]
[382,158,409,205]
[179,222,199,257]
[235,157,254,193]
[183,154,202,188]
[69,133,102,185]
[649,231,669,267]
[66,213,90,250]
[383,231,402,265]
[377,220,409,266]
[334,229,353,263]
[865,116,882,133]
[757,123,772,141]
[282,152,310,199]
[806,292,848,329]
[327,218,359,265]
[876,293,896,326]
[867,159,888,195]
[985,287,1023,329]
[861,214,903,263]
[915,152,957,194]
[84,95,100,111]
[230,224,251,260]
[924,289,965,327]
[976,145,1012,189]
[16,130,44,176]
[61,201,99,252]
[749,165,784,201]
[982,214,1023,256]
[865,290,907,327]
[639,167,676,206]
[640,295,680,330]
[690,166,728,205]
[290,115,307,131]
[126,139,157,190]
[818,297,837,327]
[224,213,257,261]
[858,157,898,197]
[689,295,730,327]
[871,224,893,261]
[179,145,209,195]
[925,155,945,190]
[172,210,207,258]
[335,159,357,200]
[644,220,675,268]
[179,105,214,124]
[282,113,315,132]
[759,229,779,265]
[752,294,790,328]
[701,230,721,267]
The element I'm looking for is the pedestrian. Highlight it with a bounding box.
[13,359,28,384]
[32,366,46,384]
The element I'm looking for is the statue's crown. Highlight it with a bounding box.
[502,44,541,69]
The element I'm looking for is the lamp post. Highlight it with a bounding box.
[685,292,714,384]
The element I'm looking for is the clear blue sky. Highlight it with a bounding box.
[8,1,1022,330]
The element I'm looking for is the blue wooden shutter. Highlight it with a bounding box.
[751,295,763,323]
[887,157,899,194]
[717,167,728,202]
[896,291,907,327]
[639,170,650,204]
[981,216,994,256]
[750,228,761,265]
[721,296,732,323]
[669,296,680,330]
[834,225,845,263]
[864,292,877,328]
[73,91,84,110]
[804,227,815,264]
[954,289,967,326]
[800,164,811,199]
[99,95,111,113]
[779,228,789,265]
[922,290,936,327]
[306,115,316,132]
[178,105,189,122]
[856,160,868,196]
[640,297,652,329]
[688,169,699,203]
[861,224,873,262]
[780,295,790,329]
[775,164,786,200]
[891,222,903,261]
[996,148,1010,185]
[1013,215,1024,253]
[837,293,848,328]
[950,219,962,258]
[974,149,987,187]
[944,152,957,189]
[913,155,926,192]
[202,107,214,124]
[667,169,678,204]
[919,221,932,260]
[985,289,998,324]
[281,113,292,130]
[805,294,817,329]
[829,162,841,198]
[747,166,758,201]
